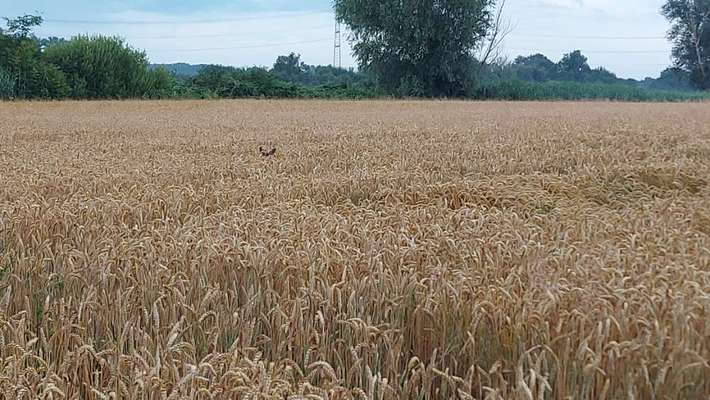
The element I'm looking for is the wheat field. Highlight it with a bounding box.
[0,100,708,399]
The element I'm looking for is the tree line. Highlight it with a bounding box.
[0,15,173,99]
[152,50,703,102]
[0,15,378,100]
[1,0,708,101]
[478,51,697,94]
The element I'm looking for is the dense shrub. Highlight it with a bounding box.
[44,35,171,99]
[28,61,70,99]
[189,65,378,99]
[0,33,70,99]
[142,67,178,99]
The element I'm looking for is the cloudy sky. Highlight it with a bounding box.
[4,0,673,79]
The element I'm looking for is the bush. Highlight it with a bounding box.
[30,62,70,99]
[219,79,260,98]
[142,67,177,99]
[0,36,70,99]
[191,65,236,93]
[44,35,166,99]
[189,64,381,100]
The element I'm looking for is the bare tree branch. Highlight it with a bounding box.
[479,0,514,67]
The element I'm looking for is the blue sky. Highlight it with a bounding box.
[2,0,673,79]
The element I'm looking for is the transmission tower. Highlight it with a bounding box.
[333,20,342,69]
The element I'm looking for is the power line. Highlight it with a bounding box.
[507,48,669,55]
[37,12,671,59]
[126,25,333,40]
[150,38,332,52]
[43,9,333,25]
[511,33,666,40]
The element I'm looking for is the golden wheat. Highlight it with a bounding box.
[0,100,708,399]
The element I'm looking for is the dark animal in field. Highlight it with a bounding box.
[259,146,276,157]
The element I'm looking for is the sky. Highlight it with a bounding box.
[2,0,674,80]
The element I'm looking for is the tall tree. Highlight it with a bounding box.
[557,50,591,81]
[513,54,557,81]
[272,52,306,82]
[662,0,710,89]
[0,14,69,98]
[3,14,42,38]
[334,0,494,97]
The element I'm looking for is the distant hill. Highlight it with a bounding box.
[149,63,207,77]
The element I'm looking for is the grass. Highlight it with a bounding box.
[0,100,708,399]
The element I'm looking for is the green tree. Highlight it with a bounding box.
[557,50,592,81]
[191,65,237,93]
[142,67,178,99]
[0,14,69,98]
[334,0,494,97]
[3,14,42,38]
[271,53,375,88]
[585,67,618,84]
[662,0,710,89]
[657,67,693,90]
[273,52,306,82]
[512,54,557,81]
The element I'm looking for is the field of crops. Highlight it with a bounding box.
[0,100,708,399]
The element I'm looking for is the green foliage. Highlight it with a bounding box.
[1,16,173,100]
[0,12,706,102]
[640,67,694,91]
[142,67,178,99]
[0,20,70,99]
[29,62,70,98]
[334,0,494,97]
[190,64,379,99]
[303,65,374,87]
[306,83,380,99]
[218,68,301,98]
[150,63,207,78]
[176,82,218,99]
[272,53,377,89]
[474,79,710,102]
[662,0,710,90]
[3,14,43,38]
[44,35,169,99]
[502,51,619,84]
[37,36,68,50]
[512,54,558,82]
[0,67,14,99]
[191,64,237,93]
[557,50,592,81]
[482,50,697,93]
[5,37,44,97]
[272,52,307,82]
